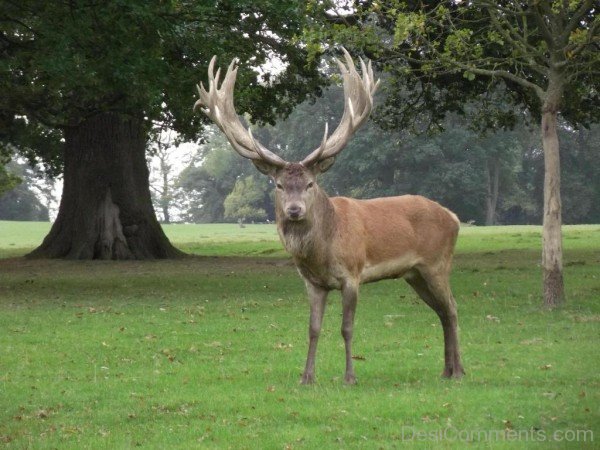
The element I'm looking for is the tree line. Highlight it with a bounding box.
[4,82,599,227]
[150,85,599,227]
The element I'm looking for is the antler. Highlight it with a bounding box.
[194,49,378,170]
[301,48,380,167]
[194,56,287,167]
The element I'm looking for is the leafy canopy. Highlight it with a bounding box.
[306,1,599,129]
[1,0,326,171]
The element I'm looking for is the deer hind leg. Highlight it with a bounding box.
[301,282,328,385]
[341,281,359,385]
[405,268,465,379]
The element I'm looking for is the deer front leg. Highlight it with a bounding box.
[341,281,359,385]
[301,282,328,385]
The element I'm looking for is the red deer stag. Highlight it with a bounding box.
[194,49,465,384]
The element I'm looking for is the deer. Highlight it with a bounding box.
[194,49,465,384]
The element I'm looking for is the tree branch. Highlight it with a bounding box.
[529,2,556,50]
[445,57,545,99]
[485,7,549,75]
[561,0,594,43]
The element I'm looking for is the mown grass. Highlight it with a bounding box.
[0,222,599,448]
[0,222,285,259]
[2,221,599,258]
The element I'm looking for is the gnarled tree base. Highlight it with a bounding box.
[27,112,184,260]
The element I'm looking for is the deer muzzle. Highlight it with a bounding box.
[286,203,305,221]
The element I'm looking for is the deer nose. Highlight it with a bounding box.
[287,204,303,219]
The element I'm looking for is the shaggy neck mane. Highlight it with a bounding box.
[276,187,335,261]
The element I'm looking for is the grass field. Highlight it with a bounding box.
[0,221,599,448]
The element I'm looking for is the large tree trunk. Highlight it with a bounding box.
[28,112,184,259]
[540,86,565,307]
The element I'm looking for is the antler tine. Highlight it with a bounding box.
[194,55,287,167]
[301,47,379,167]
[247,129,289,163]
[213,67,221,88]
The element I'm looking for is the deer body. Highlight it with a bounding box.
[194,50,465,384]
[278,192,459,289]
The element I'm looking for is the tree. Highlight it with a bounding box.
[2,1,324,258]
[503,122,600,225]
[316,1,599,307]
[558,122,600,223]
[477,131,524,225]
[176,129,249,223]
[0,156,20,198]
[148,130,192,224]
[223,175,269,223]
[150,148,175,225]
[0,158,50,221]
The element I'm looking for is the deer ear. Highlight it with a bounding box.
[314,157,335,174]
[252,160,276,176]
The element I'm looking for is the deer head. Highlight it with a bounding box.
[194,49,379,222]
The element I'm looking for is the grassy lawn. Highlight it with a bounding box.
[0,222,598,448]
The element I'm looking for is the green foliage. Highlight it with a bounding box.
[224,175,269,222]
[0,224,598,447]
[0,186,48,222]
[0,155,20,197]
[559,123,600,223]
[175,130,250,223]
[0,158,49,221]
[309,1,599,131]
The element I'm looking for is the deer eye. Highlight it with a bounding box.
[276,183,283,190]
[306,182,314,190]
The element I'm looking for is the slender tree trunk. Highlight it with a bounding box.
[154,151,173,224]
[161,204,171,224]
[161,166,171,224]
[540,83,565,307]
[485,158,500,226]
[28,112,184,259]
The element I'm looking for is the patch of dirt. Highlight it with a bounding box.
[0,255,295,278]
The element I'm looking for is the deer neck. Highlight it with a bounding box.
[276,188,335,262]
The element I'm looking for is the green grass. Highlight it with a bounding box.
[2,221,599,258]
[455,224,600,253]
[0,221,53,258]
[0,222,599,448]
[0,222,286,259]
